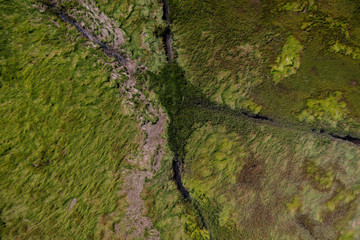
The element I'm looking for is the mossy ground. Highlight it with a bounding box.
[168,0,360,135]
[2,0,360,239]
[142,54,360,238]
[0,1,143,238]
[183,122,360,239]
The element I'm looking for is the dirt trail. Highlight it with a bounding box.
[120,109,166,240]
[75,2,165,238]
[44,1,166,238]
[78,0,125,50]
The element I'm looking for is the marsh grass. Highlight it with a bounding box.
[182,122,360,239]
[253,35,360,135]
[143,148,209,240]
[145,59,360,238]
[0,1,141,238]
[298,91,352,130]
[93,0,166,72]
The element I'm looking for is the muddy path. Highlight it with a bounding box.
[54,9,129,68]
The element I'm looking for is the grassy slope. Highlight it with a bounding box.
[0,1,142,238]
[168,0,360,135]
[142,59,360,239]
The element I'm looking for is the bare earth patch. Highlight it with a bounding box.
[78,0,125,50]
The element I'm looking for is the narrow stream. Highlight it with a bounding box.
[46,1,360,237]
[161,0,174,61]
[161,0,209,230]
[159,0,360,236]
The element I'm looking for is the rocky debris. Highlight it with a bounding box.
[68,198,77,211]
[77,0,126,50]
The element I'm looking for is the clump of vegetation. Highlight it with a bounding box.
[282,0,317,12]
[271,35,303,83]
[325,188,357,211]
[286,194,302,215]
[330,40,360,60]
[184,125,245,196]
[305,160,334,190]
[298,91,350,129]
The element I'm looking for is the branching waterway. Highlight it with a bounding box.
[44,0,360,238]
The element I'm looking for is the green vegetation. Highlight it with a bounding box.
[286,195,302,215]
[144,59,360,238]
[282,0,317,12]
[330,41,360,60]
[94,0,166,71]
[325,188,357,212]
[305,160,334,190]
[168,0,265,112]
[0,1,142,238]
[182,122,360,239]
[168,0,360,135]
[144,148,209,240]
[298,91,352,130]
[2,0,360,239]
[271,35,303,83]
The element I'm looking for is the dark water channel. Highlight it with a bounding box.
[161,0,209,230]
[48,1,360,237]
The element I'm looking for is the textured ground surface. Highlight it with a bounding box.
[1,0,360,239]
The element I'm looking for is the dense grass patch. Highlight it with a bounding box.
[271,35,303,83]
[168,0,266,112]
[298,91,351,130]
[0,1,141,238]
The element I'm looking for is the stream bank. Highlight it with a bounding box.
[43,0,360,238]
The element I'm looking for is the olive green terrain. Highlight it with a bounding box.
[0,1,142,238]
[93,0,166,71]
[142,55,360,239]
[154,0,360,239]
[183,122,360,239]
[1,0,360,239]
[168,0,360,135]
